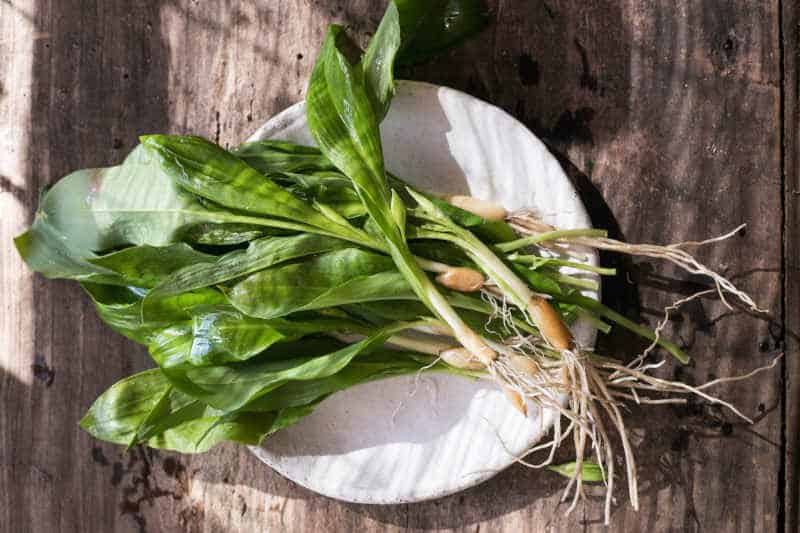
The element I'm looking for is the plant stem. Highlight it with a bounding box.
[557,293,690,364]
[551,273,599,291]
[509,255,617,276]
[576,308,612,335]
[496,228,609,253]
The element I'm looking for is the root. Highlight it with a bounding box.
[508,212,766,314]
[625,289,716,373]
[478,341,781,525]
[391,355,443,423]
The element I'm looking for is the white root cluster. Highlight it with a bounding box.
[439,210,779,525]
[508,211,766,314]
[472,320,780,525]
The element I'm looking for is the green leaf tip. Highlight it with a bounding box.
[547,461,605,483]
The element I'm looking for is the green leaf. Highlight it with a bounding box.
[275,172,368,218]
[15,145,224,281]
[135,387,321,452]
[556,292,691,364]
[145,233,348,309]
[244,350,434,411]
[307,26,458,331]
[147,307,362,368]
[511,263,567,296]
[82,284,160,343]
[80,368,182,446]
[146,411,282,453]
[393,0,489,65]
[547,461,605,483]
[140,135,336,233]
[362,1,403,119]
[88,244,216,288]
[390,190,407,238]
[159,322,415,411]
[234,140,337,174]
[225,248,415,319]
[82,283,227,344]
[181,222,267,245]
[14,223,121,284]
[187,309,306,366]
[308,28,392,232]
[79,368,302,453]
[362,1,489,116]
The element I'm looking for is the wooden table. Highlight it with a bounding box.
[0,1,796,531]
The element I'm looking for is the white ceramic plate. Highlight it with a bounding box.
[247,81,598,504]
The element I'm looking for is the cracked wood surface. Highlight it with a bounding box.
[0,1,791,531]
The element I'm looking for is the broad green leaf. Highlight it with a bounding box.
[261,402,322,437]
[124,380,201,448]
[238,140,514,240]
[161,322,414,411]
[140,135,336,232]
[88,243,216,288]
[145,411,280,452]
[244,350,435,411]
[145,233,348,310]
[158,402,323,452]
[147,307,362,368]
[274,172,367,218]
[225,247,415,319]
[235,140,337,174]
[135,388,322,452]
[150,331,348,370]
[14,221,122,284]
[15,146,225,281]
[199,313,362,361]
[187,309,294,365]
[80,369,303,453]
[82,283,227,344]
[80,369,178,445]
[82,284,159,343]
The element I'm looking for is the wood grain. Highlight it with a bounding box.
[0,1,789,531]
[783,0,799,530]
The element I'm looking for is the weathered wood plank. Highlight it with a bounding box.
[783,0,799,530]
[0,1,785,532]
[1,2,178,532]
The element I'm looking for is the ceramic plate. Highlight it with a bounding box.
[247,81,598,504]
